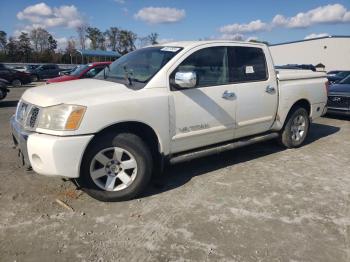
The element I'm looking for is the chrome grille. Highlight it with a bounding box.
[15,101,41,130]
[327,95,350,109]
[27,106,40,128]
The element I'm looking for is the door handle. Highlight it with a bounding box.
[222,90,236,99]
[266,85,276,94]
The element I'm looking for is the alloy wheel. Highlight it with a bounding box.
[89,147,138,191]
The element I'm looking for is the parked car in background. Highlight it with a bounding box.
[11,41,328,201]
[27,64,63,81]
[47,62,111,84]
[0,78,10,100]
[0,67,32,87]
[327,75,350,116]
[13,64,40,72]
[327,70,341,77]
[59,66,79,76]
[327,71,350,84]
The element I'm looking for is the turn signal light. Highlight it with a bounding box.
[65,108,86,130]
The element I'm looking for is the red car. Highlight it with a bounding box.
[46,62,111,84]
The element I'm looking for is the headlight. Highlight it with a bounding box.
[37,104,86,131]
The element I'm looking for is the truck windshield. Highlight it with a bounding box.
[95,46,182,89]
[339,75,350,84]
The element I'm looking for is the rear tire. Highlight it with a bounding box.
[0,88,7,100]
[11,79,22,87]
[31,75,39,82]
[279,107,310,148]
[76,132,153,202]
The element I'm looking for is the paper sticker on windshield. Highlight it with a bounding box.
[245,66,255,74]
[161,47,181,52]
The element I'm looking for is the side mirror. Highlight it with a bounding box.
[175,71,197,88]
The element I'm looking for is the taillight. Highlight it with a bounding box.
[325,80,330,96]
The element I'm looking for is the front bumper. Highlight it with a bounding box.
[11,116,94,178]
[326,108,350,116]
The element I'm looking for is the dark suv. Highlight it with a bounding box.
[28,64,62,81]
[0,78,10,100]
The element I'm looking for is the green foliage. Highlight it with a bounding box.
[0,25,156,63]
[0,31,7,51]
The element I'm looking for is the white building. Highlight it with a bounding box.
[270,36,350,71]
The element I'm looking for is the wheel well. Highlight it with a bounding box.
[290,99,311,116]
[281,99,311,130]
[90,121,163,169]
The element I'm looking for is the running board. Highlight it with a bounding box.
[169,132,279,165]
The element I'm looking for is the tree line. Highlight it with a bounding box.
[0,25,159,64]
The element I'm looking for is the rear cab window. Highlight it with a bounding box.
[228,46,268,83]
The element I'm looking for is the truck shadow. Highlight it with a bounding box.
[323,114,350,121]
[142,122,340,198]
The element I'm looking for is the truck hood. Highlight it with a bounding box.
[22,79,133,107]
[329,84,350,95]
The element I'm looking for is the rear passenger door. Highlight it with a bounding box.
[229,46,278,138]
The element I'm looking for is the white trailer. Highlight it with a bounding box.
[270,36,350,71]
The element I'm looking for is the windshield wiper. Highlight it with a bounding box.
[123,66,134,86]
[103,64,110,79]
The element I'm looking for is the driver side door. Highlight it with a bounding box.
[169,46,237,153]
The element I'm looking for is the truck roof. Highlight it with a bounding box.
[155,40,266,49]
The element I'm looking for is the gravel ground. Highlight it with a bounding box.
[0,85,349,262]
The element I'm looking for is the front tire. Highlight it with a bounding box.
[31,75,39,82]
[11,79,22,87]
[76,133,153,202]
[0,88,7,100]
[279,107,310,148]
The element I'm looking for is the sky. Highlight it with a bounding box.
[0,0,349,49]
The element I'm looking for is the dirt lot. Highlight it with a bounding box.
[0,85,350,262]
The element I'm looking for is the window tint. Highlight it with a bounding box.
[228,47,267,82]
[85,66,105,78]
[175,47,229,87]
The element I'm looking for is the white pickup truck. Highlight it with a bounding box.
[11,41,328,201]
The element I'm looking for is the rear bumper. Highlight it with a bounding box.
[11,116,94,178]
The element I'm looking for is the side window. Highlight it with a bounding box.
[85,67,105,78]
[228,47,268,83]
[172,47,229,88]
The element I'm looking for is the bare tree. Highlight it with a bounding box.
[30,28,50,53]
[76,24,88,50]
[105,27,120,51]
[65,37,77,64]
[147,33,159,45]
[30,28,40,52]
